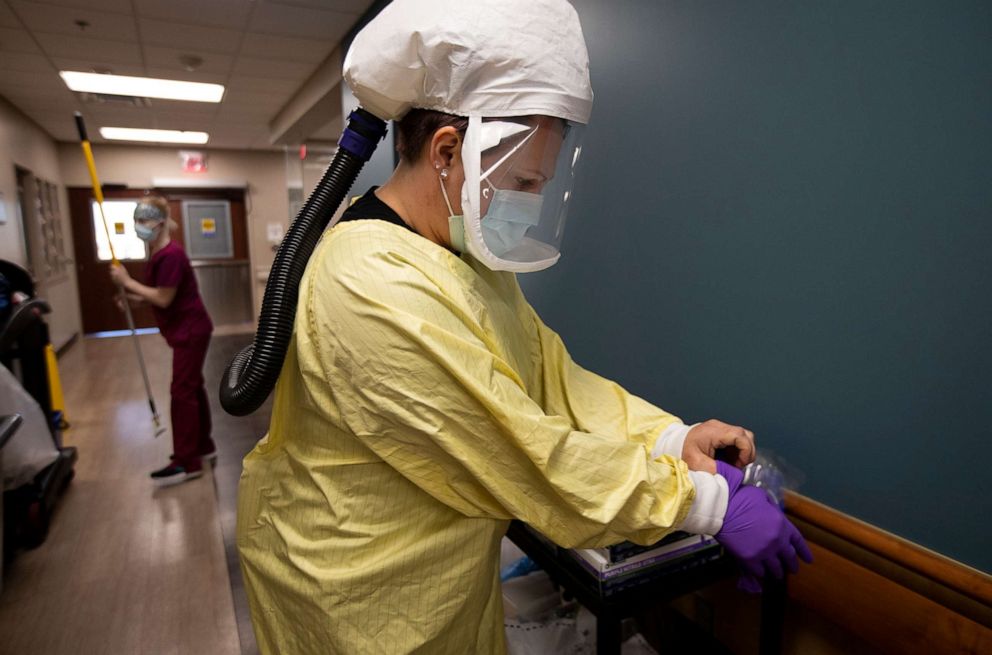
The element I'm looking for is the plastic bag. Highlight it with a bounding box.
[505,605,659,654]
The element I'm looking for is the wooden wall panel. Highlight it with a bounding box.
[785,493,992,654]
[789,544,991,655]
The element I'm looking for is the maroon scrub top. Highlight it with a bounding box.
[146,241,213,346]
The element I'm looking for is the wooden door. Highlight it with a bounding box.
[68,187,247,334]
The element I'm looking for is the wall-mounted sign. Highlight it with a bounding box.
[180,150,208,173]
[200,218,216,237]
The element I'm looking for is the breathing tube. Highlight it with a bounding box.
[219,108,388,416]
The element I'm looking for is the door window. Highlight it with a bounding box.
[91,200,147,261]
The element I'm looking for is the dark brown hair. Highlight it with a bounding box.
[395,108,468,163]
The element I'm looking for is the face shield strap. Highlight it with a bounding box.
[480,125,538,184]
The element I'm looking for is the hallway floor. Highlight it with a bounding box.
[0,332,267,655]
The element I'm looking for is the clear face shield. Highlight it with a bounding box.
[460,115,585,272]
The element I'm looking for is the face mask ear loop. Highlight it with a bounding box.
[439,171,457,217]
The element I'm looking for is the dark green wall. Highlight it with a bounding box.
[520,0,991,571]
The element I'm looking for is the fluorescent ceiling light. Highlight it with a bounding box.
[60,71,224,103]
[99,127,209,144]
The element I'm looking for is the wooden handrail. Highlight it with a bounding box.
[785,491,992,607]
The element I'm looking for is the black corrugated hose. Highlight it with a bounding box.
[220,108,387,416]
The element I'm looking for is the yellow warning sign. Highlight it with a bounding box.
[114,222,125,234]
[200,218,216,236]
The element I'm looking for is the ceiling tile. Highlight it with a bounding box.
[48,126,81,142]
[75,115,155,135]
[239,32,332,64]
[144,46,234,76]
[213,110,274,128]
[3,0,370,151]
[35,32,140,62]
[144,67,227,86]
[0,95,78,127]
[138,18,241,54]
[224,74,298,95]
[133,0,253,30]
[9,1,138,40]
[0,69,68,91]
[272,0,370,9]
[147,101,219,120]
[77,103,154,120]
[204,126,258,139]
[146,117,214,132]
[213,115,276,133]
[0,51,55,73]
[248,2,354,41]
[0,26,42,53]
[0,92,71,116]
[0,92,77,117]
[221,89,286,112]
[16,0,133,13]
[213,136,255,149]
[0,3,21,28]
[231,56,313,81]
[17,109,80,127]
[51,57,145,76]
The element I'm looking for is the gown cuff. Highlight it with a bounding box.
[650,422,694,460]
[679,470,729,536]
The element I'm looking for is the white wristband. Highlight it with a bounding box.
[678,470,729,536]
[650,422,694,460]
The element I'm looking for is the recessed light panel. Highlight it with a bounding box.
[60,71,224,103]
[99,127,209,144]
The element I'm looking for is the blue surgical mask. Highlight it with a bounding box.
[481,185,544,257]
[135,222,159,241]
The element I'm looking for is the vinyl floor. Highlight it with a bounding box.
[0,331,268,655]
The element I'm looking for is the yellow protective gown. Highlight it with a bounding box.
[237,220,696,654]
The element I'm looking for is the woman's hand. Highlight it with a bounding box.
[109,263,132,287]
[682,419,756,473]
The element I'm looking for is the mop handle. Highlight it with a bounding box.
[74,113,119,265]
[74,113,162,433]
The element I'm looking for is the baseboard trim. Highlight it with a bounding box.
[786,492,990,606]
[784,491,992,653]
[54,332,79,357]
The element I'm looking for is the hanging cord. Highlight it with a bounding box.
[220,109,387,416]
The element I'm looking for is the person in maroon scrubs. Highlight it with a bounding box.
[109,196,215,486]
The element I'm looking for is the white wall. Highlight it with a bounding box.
[0,96,82,350]
[57,143,289,319]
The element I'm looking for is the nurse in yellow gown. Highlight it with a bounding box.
[235,1,804,653]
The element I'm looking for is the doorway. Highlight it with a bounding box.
[68,187,251,334]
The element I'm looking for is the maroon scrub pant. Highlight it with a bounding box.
[170,332,214,472]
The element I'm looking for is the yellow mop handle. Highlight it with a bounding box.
[74,112,163,436]
[75,112,119,265]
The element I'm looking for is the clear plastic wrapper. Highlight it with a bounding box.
[741,450,804,508]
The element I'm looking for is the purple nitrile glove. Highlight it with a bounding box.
[715,461,813,593]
